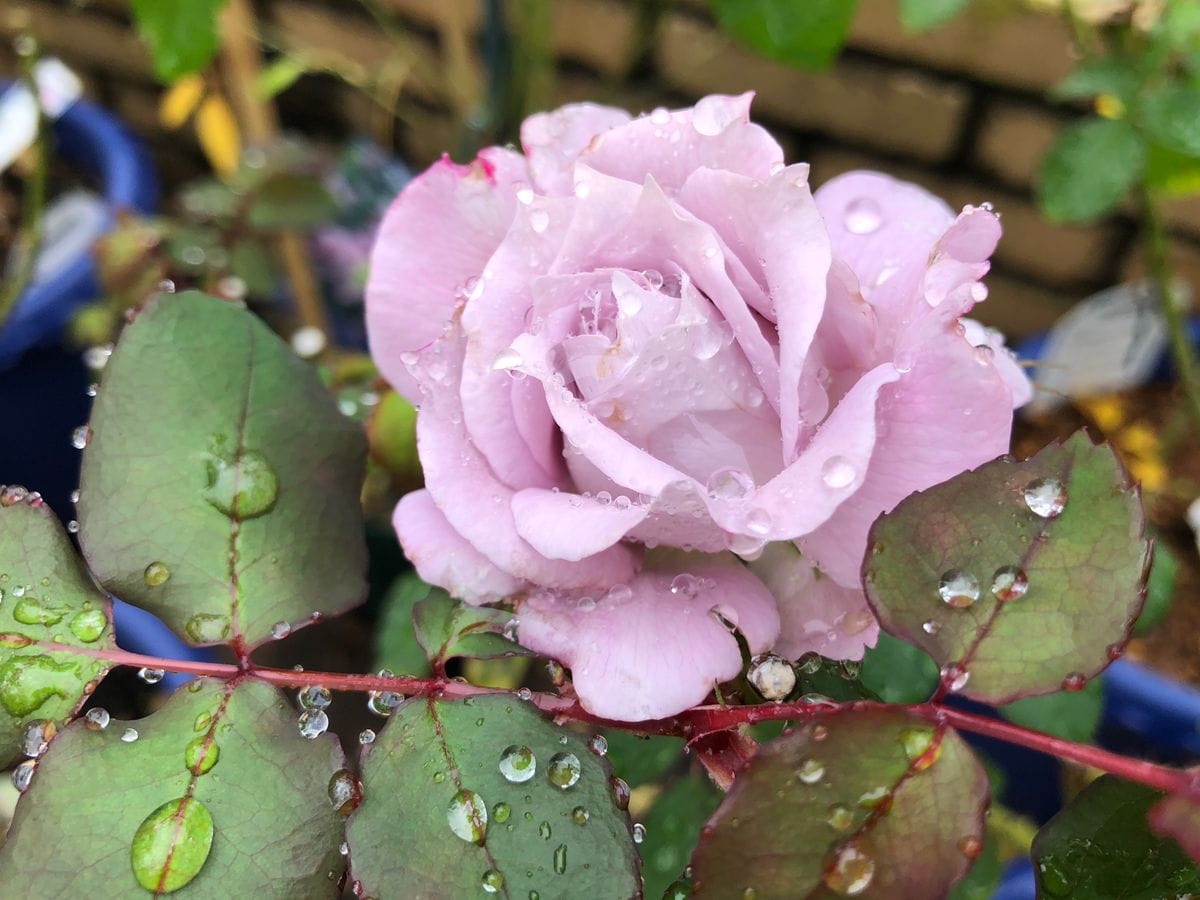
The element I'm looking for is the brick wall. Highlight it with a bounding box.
[6,0,1198,338]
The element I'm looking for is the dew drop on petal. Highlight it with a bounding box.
[938,570,980,609]
[492,347,523,371]
[706,467,754,501]
[990,566,1029,602]
[692,95,738,136]
[821,456,856,489]
[499,744,537,783]
[844,198,883,235]
[1023,478,1067,518]
[745,507,772,537]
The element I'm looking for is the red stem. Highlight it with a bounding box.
[60,644,1197,798]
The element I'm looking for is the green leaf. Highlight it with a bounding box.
[130,0,229,82]
[367,390,420,482]
[859,632,939,704]
[375,572,434,677]
[899,0,972,32]
[258,55,309,100]
[1033,775,1200,897]
[229,237,278,297]
[690,709,988,897]
[77,291,368,648]
[413,589,529,670]
[639,775,721,898]
[247,173,337,231]
[707,0,858,71]
[947,830,1001,900]
[1000,676,1104,743]
[1036,118,1145,223]
[1143,83,1200,158]
[603,730,686,788]
[865,432,1148,704]
[0,678,347,895]
[1136,539,1177,636]
[346,694,641,897]
[1051,58,1141,103]
[0,491,115,767]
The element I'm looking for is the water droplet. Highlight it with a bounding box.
[922,619,941,635]
[572,806,590,825]
[548,751,581,789]
[1062,672,1087,692]
[69,608,107,643]
[122,727,139,743]
[66,519,79,533]
[193,712,213,732]
[529,208,550,233]
[12,758,36,792]
[990,566,1029,602]
[826,804,854,832]
[203,448,278,520]
[499,744,537,783]
[0,654,80,716]
[138,667,165,685]
[298,709,328,739]
[185,735,220,775]
[1023,478,1067,518]
[482,869,505,894]
[290,326,327,358]
[271,621,291,640]
[185,613,231,643]
[857,786,890,809]
[359,729,376,745]
[610,776,630,810]
[940,664,970,693]
[899,727,936,762]
[797,758,825,784]
[367,688,403,717]
[692,95,738,136]
[143,562,171,587]
[130,797,215,892]
[821,456,856,489]
[492,347,524,371]
[706,467,754,501]
[85,707,110,731]
[670,573,702,597]
[632,822,646,844]
[745,507,772,537]
[71,426,91,450]
[22,720,54,758]
[587,734,607,756]
[13,597,64,627]
[553,842,568,874]
[447,790,488,844]
[297,685,332,710]
[748,654,796,701]
[840,609,874,636]
[329,769,361,815]
[844,198,883,235]
[938,569,980,609]
[958,835,983,860]
[824,842,875,895]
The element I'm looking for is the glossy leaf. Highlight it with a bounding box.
[859,632,939,704]
[708,0,858,71]
[639,774,721,898]
[1000,676,1104,743]
[412,589,529,670]
[604,730,686,788]
[346,694,641,898]
[247,174,336,231]
[367,389,420,483]
[690,709,988,898]
[1143,84,1200,158]
[1136,539,1177,636]
[130,0,228,82]
[0,678,346,895]
[77,291,368,649]
[899,0,971,32]
[374,572,433,677]
[1037,118,1145,223]
[1033,775,1200,897]
[865,432,1148,704]
[0,491,114,767]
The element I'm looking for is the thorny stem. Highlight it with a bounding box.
[56,643,1200,801]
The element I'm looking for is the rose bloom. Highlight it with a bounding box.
[367,94,1031,721]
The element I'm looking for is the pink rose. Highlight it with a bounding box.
[367,94,1031,721]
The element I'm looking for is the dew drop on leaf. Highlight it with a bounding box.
[143,561,171,587]
[823,842,875,895]
[1061,672,1087,692]
[958,835,984,860]
[748,654,796,701]
[84,707,110,731]
[184,613,231,643]
[610,776,630,810]
[446,789,488,845]
[297,685,331,710]
[990,565,1029,601]
[587,734,607,756]
[481,869,505,894]
[297,709,328,739]
[796,758,825,785]
[184,735,220,775]
[358,728,376,745]
[572,806,589,825]
[938,570,980,609]
[547,751,581,789]
[12,758,36,792]
[68,609,107,643]
[1023,477,1067,518]
[826,804,854,832]
[493,802,511,824]
[499,744,537,783]
[922,619,941,635]
[122,727,139,743]
[270,621,291,640]
[538,820,552,840]
[632,822,646,844]
[328,769,361,816]
[202,448,278,520]
[553,843,568,874]
[21,719,55,758]
[130,797,215,893]
[940,664,970,693]
[138,667,165,685]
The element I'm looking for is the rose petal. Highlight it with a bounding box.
[394,490,524,604]
[521,102,632,196]
[366,148,528,401]
[517,553,780,720]
[750,542,879,661]
[962,318,1033,408]
[511,488,649,561]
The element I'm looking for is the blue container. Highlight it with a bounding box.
[0,91,158,367]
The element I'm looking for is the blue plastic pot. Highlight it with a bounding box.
[0,90,158,367]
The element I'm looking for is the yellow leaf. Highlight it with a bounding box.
[195,94,241,180]
[158,75,205,130]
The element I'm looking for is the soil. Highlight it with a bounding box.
[1013,383,1200,687]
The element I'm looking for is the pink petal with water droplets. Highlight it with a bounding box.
[511,488,648,561]
[521,103,632,195]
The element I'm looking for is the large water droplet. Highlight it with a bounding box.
[85,707,110,731]
[143,561,171,587]
[499,744,537,783]
[185,735,220,775]
[745,507,772,537]
[1023,478,1067,518]
[587,734,607,756]
[127,798,214,895]
[69,608,107,643]
[823,842,875,895]
[447,789,488,844]
[138,667,165,685]
[482,869,505,894]
[844,198,883,235]
[297,685,332,710]
[706,467,754,501]
[938,570,980,609]
[328,769,361,815]
[22,719,55,758]
[0,654,80,716]
[13,597,65,627]
[821,456,856,489]
[990,566,1029,602]
[122,727,140,743]
[547,751,581,789]
[12,758,36,792]
[184,613,231,643]
[297,709,328,739]
[747,654,796,701]
[71,426,91,450]
[202,448,278,520]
